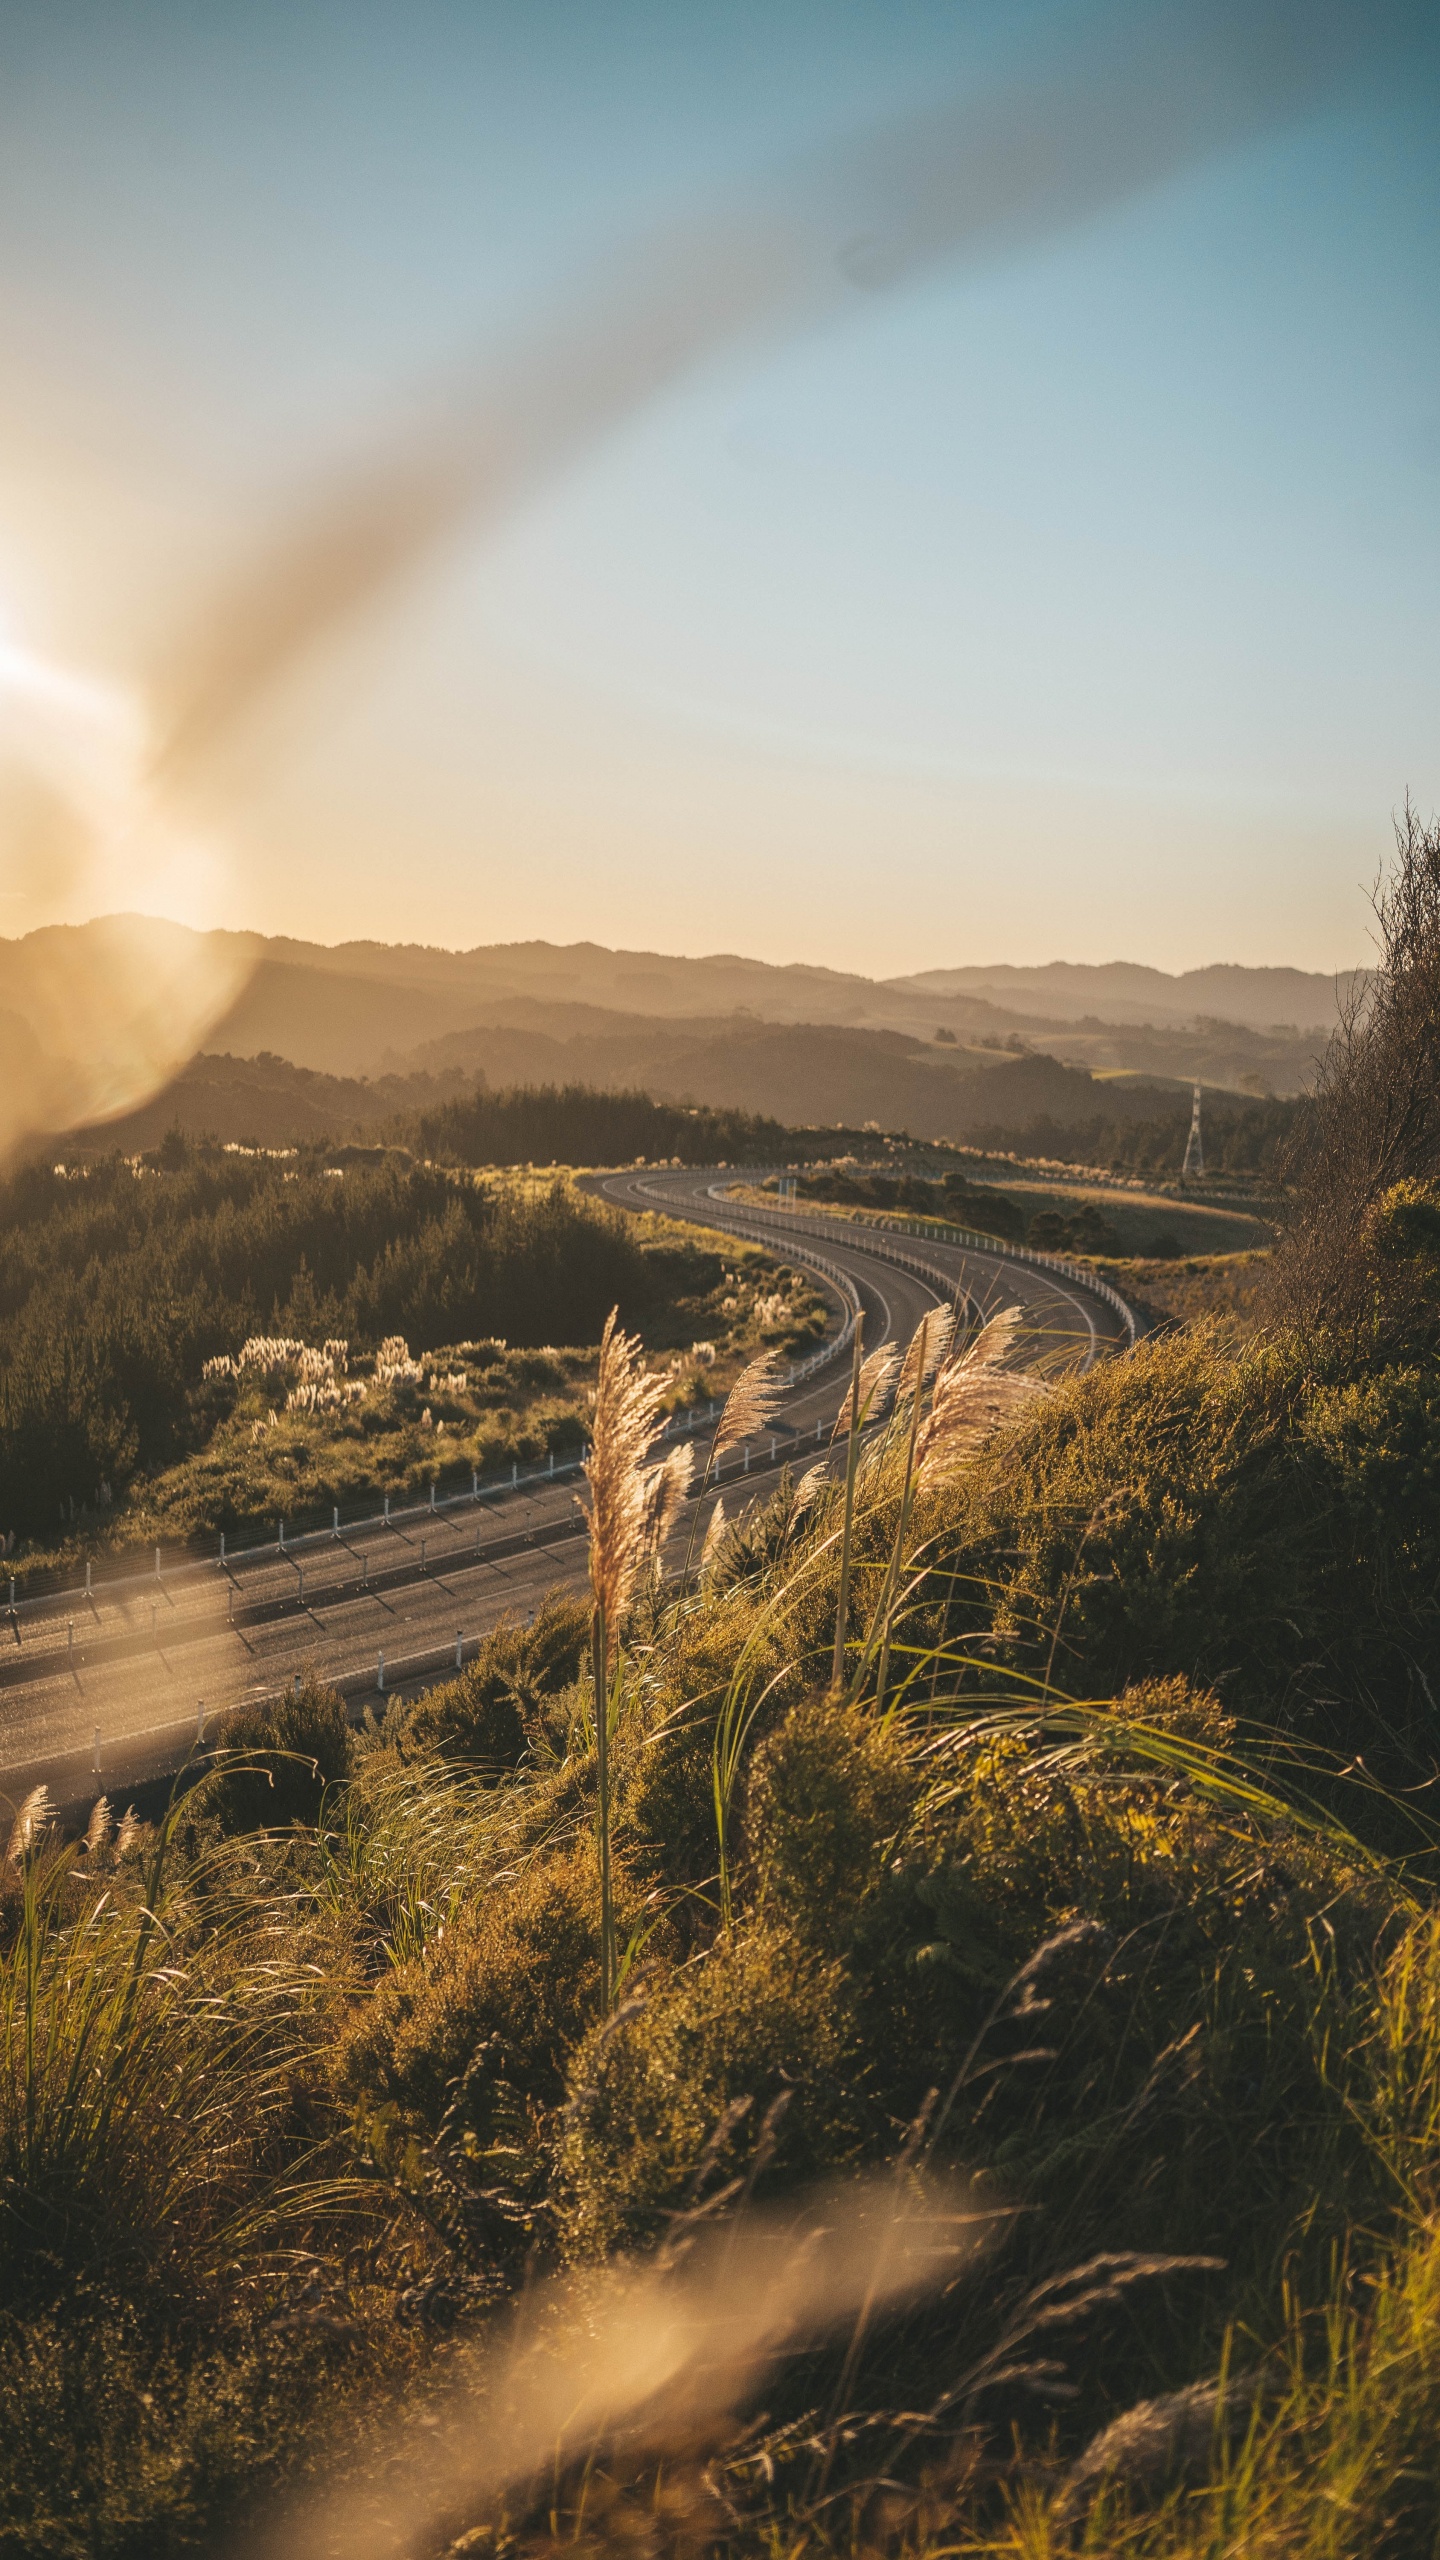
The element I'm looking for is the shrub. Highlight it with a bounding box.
[339,1840,623,2153]
[949,1325,1440,1790]
[399,1597,590,1767]
[746,1694,920,1952]
[1271,803,1440,1355]
[556,1922,859,2258]
[200,1679,353,1835]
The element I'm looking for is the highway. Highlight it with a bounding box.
[0,1171,1130,1820]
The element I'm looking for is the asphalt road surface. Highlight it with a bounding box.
[1,1171,1130,1819]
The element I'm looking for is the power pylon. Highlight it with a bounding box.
[1181,1082,1204,1182]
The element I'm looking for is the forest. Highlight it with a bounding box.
[413,1081,788,1167]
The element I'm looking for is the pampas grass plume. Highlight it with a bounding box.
[897,1304,956,1406]
[915,1305,1043,1489]
[6,1784,53,1864]
[582,1308,669,1651]
[833,1341,898,1441]
[712,1347,784,1458]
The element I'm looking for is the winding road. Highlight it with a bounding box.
[0,1170,1131,1821]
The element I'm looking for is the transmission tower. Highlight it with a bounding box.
[1181,1082,1204,1182]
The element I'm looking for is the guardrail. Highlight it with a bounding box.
[656,1177,1138,1351]
[811,1205,1139,1348]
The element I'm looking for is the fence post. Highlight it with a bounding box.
[430,1481,436,1513]
[332,1505,340,1539]
[472,1467,478,1498]
[220,1530,226,1567]
[85,1559,92,1598]
[455,1628,464,1668]
[377,1651,385,1692]
[278,1520,285,1552]
[511,1462,518,1487]
[155,1545,162,1581]
[420,1538,427,1573]
[548,1450,555,1477]
[383,1493,390,1523]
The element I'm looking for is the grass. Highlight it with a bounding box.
[5,1285,1440,2554]
[1095,1249,1273,1339]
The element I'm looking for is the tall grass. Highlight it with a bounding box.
[0,1779,364,2311]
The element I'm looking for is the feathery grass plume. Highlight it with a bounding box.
[83,1798,113,1863]
[712,1346,786,1459]
[581,1309,669,1642]
[896,1303,956,1406]
[832,1340,899,1442]
[115,1806,142,1858]
[6,1787,53,1866]
[795,1458,830,1509]
[638,1440,694,1571]
[699,1496,727,1577]
[915,1304,1044,1491]
[681,1344,786,1590]
[581,1307,669,2009]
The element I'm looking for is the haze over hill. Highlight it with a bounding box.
[895,959,1358,1032]
[135,923,1343,1086]
[1,917,1353,1159]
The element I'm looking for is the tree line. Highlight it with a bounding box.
[413,1082,786,1167]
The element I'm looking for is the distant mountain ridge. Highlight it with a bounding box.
[894,960,1360,1033]
[0,920,1354,1157]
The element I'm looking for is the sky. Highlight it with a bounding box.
[0,0,1436,979]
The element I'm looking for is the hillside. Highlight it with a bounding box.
[0,923,1344,1143]
[60,1032,1203,1159]
[896,956,1361,1031]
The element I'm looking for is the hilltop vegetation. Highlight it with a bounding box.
[413,1080,786,1167]
[58,1033,1305,1172]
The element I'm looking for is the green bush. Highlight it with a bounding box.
[340,1839,623,2152]
[556,1922,859,2258]
[951,1327,1440,1787]
[199,1679,354,1835]
[398,1596,590,1767]
[746,1693,920,1951]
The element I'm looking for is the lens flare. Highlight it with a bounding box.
[0,616,245,1156]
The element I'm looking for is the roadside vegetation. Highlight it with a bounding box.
[2,817,1439,2557]
[0,1159,823,1575]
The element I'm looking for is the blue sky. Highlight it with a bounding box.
[0,0,1435,974]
